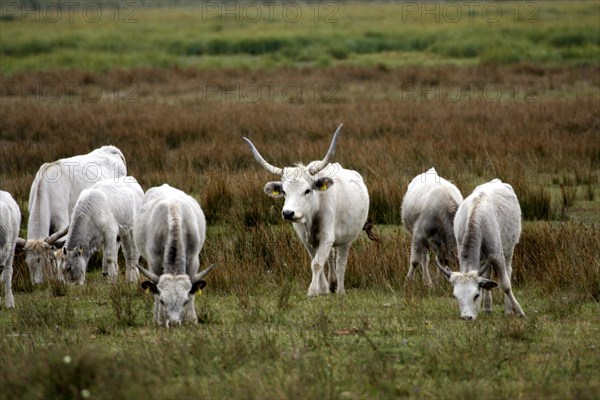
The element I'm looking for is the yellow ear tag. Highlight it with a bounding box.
[145,288,151,295]
[197,289,202,296]
[320,184,327,191]
[272,190,279,196]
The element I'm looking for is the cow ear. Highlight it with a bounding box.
[190,280,207,294]
[314,177,334,192]
[264,182,284,198]
[141,280,158,295]
[478,278,498,290]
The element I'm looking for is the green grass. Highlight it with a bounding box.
[1,220,599,399]
[1,2,598,74]
[1,279,598,399]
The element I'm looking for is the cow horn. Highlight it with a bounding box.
[15,237,27,248]
[137,265,160,283]
[308,123,342,175]
[45,226,69,245]
[435,262,453,279]
[192,264,216,284]
[242,137,283,176]
[477,262,491,277]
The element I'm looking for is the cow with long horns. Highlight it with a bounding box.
[243,124,374,297]
[134,184,216,327]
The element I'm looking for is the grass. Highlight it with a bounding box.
[1,218,599,398]
[0,2,599,74]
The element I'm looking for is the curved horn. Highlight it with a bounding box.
[308,123,343,175]
[16,237,27,248]
[477,262,491,277]
[435,262,453,279]
[192,264,216,284]
[242,137,283,176]
[137,265,160,283]
[45,226,69,245]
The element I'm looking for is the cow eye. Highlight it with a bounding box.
[281,190,286,196]
[304,189,311,195]
[474,293,480,301]
[159,299,166,306]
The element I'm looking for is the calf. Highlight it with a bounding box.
[59,177,144,285]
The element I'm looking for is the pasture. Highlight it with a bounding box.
[1,1,599,399]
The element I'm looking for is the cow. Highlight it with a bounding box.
[24,145,127,284]
[243,124,374,297]
[436,179,526,320]
[401,167,463,287]
[134,184,216,327]
[1,191,21,308]
[59,177,144,285]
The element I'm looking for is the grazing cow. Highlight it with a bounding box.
[243,124,374,296]
[437,179,525,320]
[134,184,215,327]
[401,167,463,287]
[59,177,144,285]
[1,191,21,308]
[24,145,127,284]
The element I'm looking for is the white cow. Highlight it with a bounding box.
[401,167,463,287]
[243,124,374,296]
[24,145,127,284]
[59,177,144,285]
[437,179,526,320]
[1,191,21,308]
[134,184,216,327]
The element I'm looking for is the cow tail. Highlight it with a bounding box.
[362,218,380,242]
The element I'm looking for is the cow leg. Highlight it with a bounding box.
[185,295,198,324]
[154,296,163,326]
[483,260,492,313]
[334,244,351,295]
[406,237,423,284]
[494,257,525,317]
[1,256,14,308]
[421,249,432,287]
[327,248,337,293]
[103,231,119,283]
[308,241,333,297]
[120,229,140,283]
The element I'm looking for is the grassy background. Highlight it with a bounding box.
[1,1,599,399]
[1,1,599,73]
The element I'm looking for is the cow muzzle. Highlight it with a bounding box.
[282,210,296,221]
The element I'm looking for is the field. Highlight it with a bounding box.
[1,1,599,399]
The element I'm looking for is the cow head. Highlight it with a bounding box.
[244,124,342,223]
[23,226,68,284]
[138,264,216,328]
[60,246,88,285]
[437,264,498,320]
